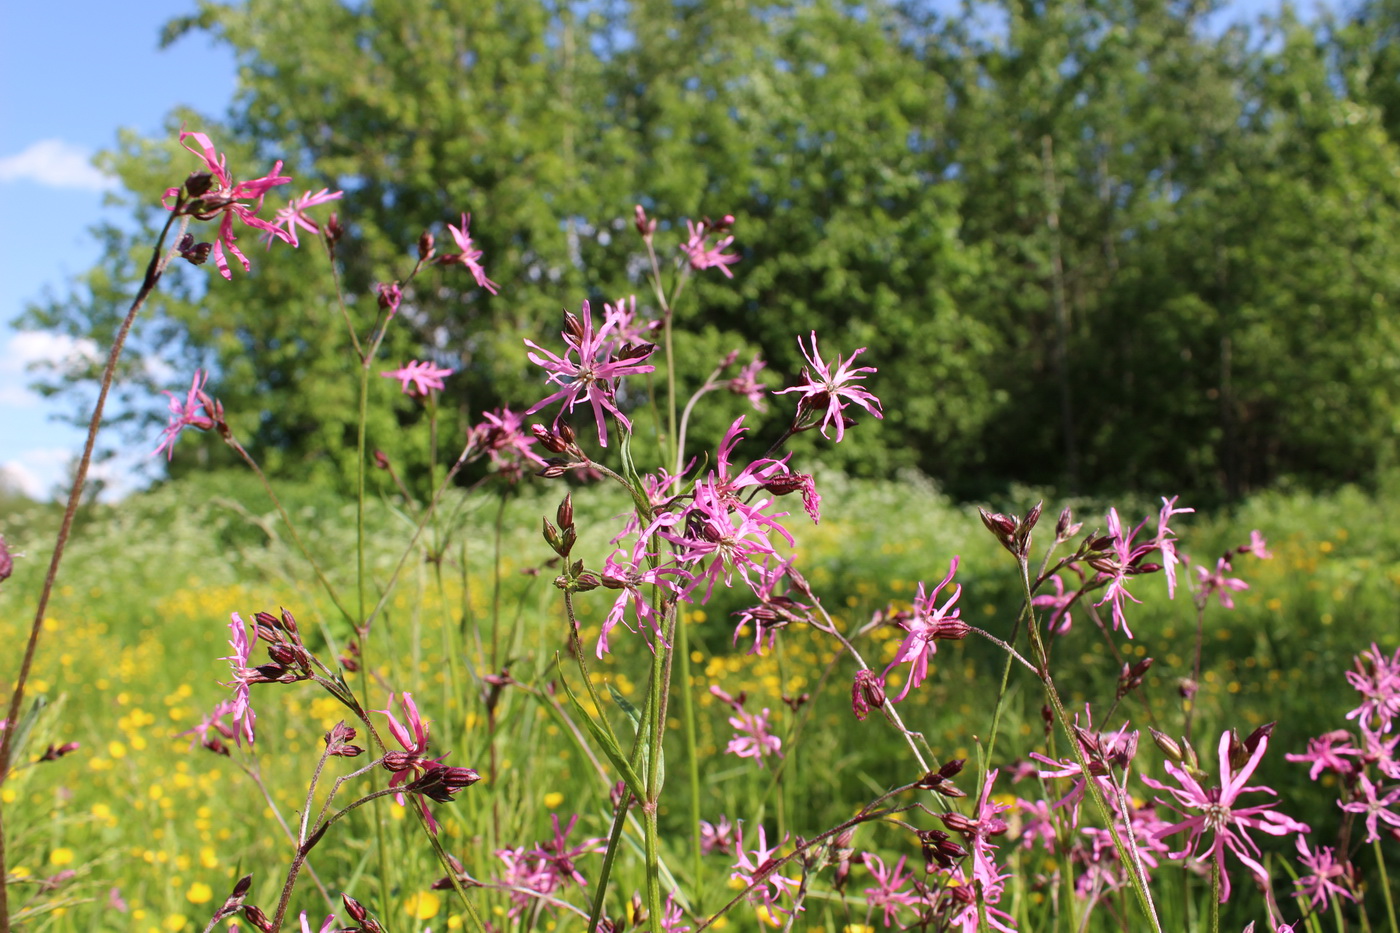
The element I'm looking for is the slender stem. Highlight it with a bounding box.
[0,209,186,931]
[1210,858,1220,933]
[1376,838,1399,933]
[1018,556,1163,933]
[675,605,704,910]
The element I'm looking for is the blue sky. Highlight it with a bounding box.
[0,0,1332,500]
[0,1,237,498]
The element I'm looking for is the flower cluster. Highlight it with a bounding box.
[378,693,481,833]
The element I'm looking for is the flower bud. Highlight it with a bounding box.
[1149,727,1184,763]
[324,212,344,245]
[185,171,214,198]
[1056,506,1082,541]
[418,230,435,261]
[633,204,656,238]
[242,905,275,932]
[557,494,574,532]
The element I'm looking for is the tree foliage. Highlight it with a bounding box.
[20,0,1400,501]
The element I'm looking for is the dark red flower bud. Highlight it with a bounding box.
[243,905,275,932]
[418,231,435,261]
[851,669,886,721]
[324,212,344,245]
[185,171,214,198]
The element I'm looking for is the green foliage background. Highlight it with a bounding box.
[19,0,1400,501]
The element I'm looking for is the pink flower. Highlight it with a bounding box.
[602,295,659,344]
[175,699,240,756]
[441,213,499,294]
[1293,836,1355,908]
[774,332,883,442]
[1346,642,1400,733]
[1031,573,1076,636]
[164,130,293,279]
[1092,508,1146,636]
[1243,530,1272,560]
[298,911,337,933]
[1340,772,1400,843]
[727,354,768,411]
[700,816,736,856]
[1157,496,1195,598]
[524,301,656,447]
[262,187,343,248]
[1143,729,1310,902]
[153,370,221,461]
[681,216,740,278]
[469,407,547,480]
[882,557,966,702]
[1284,729,1360,780]
[381,360,453,397]
[659,478,794,603]
[725,707,783,766]
[860,854,919,927]
[220,613,258,746]
[527,813,606,889]
[1195,556,1249,609]
[731,824,800,915]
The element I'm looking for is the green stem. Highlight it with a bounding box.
[1018,556,1163,933]
[675,604,704,911]
[1376,838,1399,933]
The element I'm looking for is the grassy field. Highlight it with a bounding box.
[2,471,1398,932]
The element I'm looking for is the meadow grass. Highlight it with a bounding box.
[3,471,1397,931]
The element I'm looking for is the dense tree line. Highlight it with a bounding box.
[23,0,1400,502]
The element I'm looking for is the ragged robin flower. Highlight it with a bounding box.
[163,129,292,279]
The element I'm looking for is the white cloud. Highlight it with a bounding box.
[0,460,45,499]
[0,139,116,192]
[0,448,144,503]
[2,331,102,376]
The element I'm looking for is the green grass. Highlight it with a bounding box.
[2,472,1398,931]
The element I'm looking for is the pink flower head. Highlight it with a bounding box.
[882,557,966,702]
[724,706,783,766]
[731,558,811,655]
[731,823,800,916]
[1345,642,1400,733]
[220,613,258,746]
[1243,530,1273,560]
[1340,772,1400,843]
[469,407,547,480]
[164,130,293,279]
[441,212,499,294]
[153,370,222,461]
[527,813,606,889]
[602,295,659,344]
[659,478,794,603]
[1285,729,1360,780]
[1293,836,1355,908]
[262,187,343,248]
[774,332,883,442]
[175,699,241,756]
[381,360,453,397]
[1032,573,1076,636]
[524,301,656,447]
[1196,556,1249,609]
[1156,495,1195,598]
[681,216,740,278]
[1143,728,1310,903]
[701,815,736,856]
[861,854,919,927]
[727,353,769,411]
